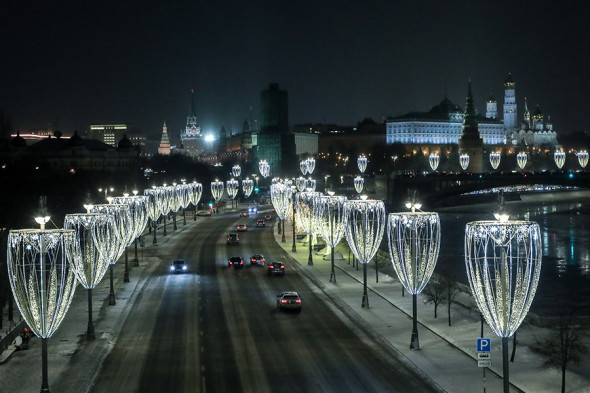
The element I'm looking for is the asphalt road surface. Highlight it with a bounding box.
[91,212,436,393]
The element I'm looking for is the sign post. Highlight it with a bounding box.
[477,338,492,393]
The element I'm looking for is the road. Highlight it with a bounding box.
[91,212,436,393]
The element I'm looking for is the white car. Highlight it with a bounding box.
[197,210,211,216]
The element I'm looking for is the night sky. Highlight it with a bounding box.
[2,1,589,142]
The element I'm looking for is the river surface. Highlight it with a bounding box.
[434,189,590,318]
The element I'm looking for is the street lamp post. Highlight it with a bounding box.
[296,191,323,265]
[226,178,239,210]
[190,181,203,221]
[291,186,297,252]
[387,208,440,350]
[316,195,347,284]
[465,216,542,393]
[344,199,385,308]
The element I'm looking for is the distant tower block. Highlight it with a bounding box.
[158,122,171,155]
[503,73,517,130]
[486,92,497,120]
[458,78,483,173]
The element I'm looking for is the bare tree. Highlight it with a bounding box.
[443,275,461,326]
[423,275,445,318]
[533,315,588,393]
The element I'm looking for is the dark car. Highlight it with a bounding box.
[169,260,188,273]
[249,254,266,266]
[237,224,248,232]
[227,233,239,245]
[256,220,265,227]
[240,210,249,217]
[267,261,285,276]
[228,256,244,268]
[264,214,272,220]
[277,291,302,311]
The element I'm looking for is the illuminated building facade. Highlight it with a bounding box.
[87,124,127,147]
[179,89,208,156]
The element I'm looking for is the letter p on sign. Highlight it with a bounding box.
[477,338,491,352]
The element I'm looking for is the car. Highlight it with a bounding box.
[228,256,244,268]
[169,260,188,273]
[276,291,302,311]
[267,261,285,276]
[197,210,212,216]
[227,233,239,245]
[256,220,265,227]
[264,214,272,220]
[237,224,248,232]
[240,210,249,217]
[249,254,266,266]
[248,205,258,215]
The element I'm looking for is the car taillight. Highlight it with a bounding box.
[280,265,284,269]
[251,258,255,261]
[261,258,265,261]
[240,261,243,264]
[295,299,301,303]
[281,299,288,303]
[227,238,230,241]
[229,262,232,265]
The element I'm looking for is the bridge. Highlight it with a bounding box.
[387,170,590,208]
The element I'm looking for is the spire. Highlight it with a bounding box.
[461,77,480,140]
[158,121,170,155]
[188,89,197,118]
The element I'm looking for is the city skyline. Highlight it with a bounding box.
[2,1,589,141]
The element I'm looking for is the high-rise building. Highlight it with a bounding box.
[88,124,127,147]
[260,83,288,134]
[158,122,170,155]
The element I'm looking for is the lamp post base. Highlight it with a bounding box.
[410,294,420,350]
[361,293,369,308]
[108,266,116,305]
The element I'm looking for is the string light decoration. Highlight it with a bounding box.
[306,157,316,174]
[354,176,364,194]
[459,153,470,170]
[189,181,203,221]
[315,195,347,283]
[344,199,385,308]
[296,191,323,265]
[211,180,224,203]
[271,183,293,242]
[242,179,254,198]
[465,218,542,393]
[517,152,528,170]
[8,227,78,393]
[429,152,440,171]
[111,194,149,267]
[577,150,589,168]
[489,152,501,170]
[144,188,162,244]
[387,211,440,350]
[306,178,317,192]
[300,160,309,175]
[259,160,270,178]
[226,178,239,209]
[232,164,241,178]
[64,213,114,340]
[554,150,566,169]
[295,176,307,192]
[357,155,368,173]
[90,203,130,302]
[176,183,191,225]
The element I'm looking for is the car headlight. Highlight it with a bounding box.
[182,265,187,270]
[170,266,175,271]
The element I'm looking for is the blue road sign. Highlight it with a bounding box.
[477,338,491,352]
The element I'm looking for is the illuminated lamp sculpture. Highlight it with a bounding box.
[8,205,78,393]
[144,187,162,244]
[232,164,241,178]
[354,176,364,194]
[111,194,149,267]
[306,157,316,174]
[489,152,501,170]
[259,160,270,178]
[64,213,114,340]
[554,150,566,169]
[517,152,527,170]
[316,195,347,283]
[577,150,589,168]
[271,183,293,242]
[296,191,323,265]
[300,160,309,175]
[344,198,385,308]
[387,205,440,350]
[189,181,203,221]
[306,178,317,192]
[226,178,239,209]
[242,178,254,198]
[459,153,470,171]
[296,176,306,192]
[358,154,368,173]
[211,180,224,203]
[429,152,440,171]
[465,215,541,393]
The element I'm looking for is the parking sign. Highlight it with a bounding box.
[477,338,491,352]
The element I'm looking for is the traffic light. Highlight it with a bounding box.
[254,187,259,193]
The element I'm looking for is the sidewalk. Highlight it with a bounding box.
[273,223,590,393]
[0,218,202,393]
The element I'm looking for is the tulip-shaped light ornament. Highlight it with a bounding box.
[178,183,191,225]
[159,185,175,236]
[144,188,162,244]
[554,150,566,169]
[576,150,589,168]
[460,153,470,171]
[211,180,224,204]
[387,211,440,350]
[232,164,241,178]
[64,213,114,340]
[358,155,368,173]
[296,191,323,265]
[306,178,317,192]
[242,179,254,198]
[168,184,182,231]
[271,183,292,242]
[490,152,501,170]
[465,218,542,393]
[354,176,364,194]
[295,176,306,192]
[8,227,78,393]
[316,195,347,283]
[429,153,440,171]
[91,204,130,304]
[306,157,315,175]
[516,152,527,170]
[189,181,203,221]
[259,160,270,178]
[111,195,149,268]
[226,178,239,210]
[300,160,308,175]
[344,199,385,308]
